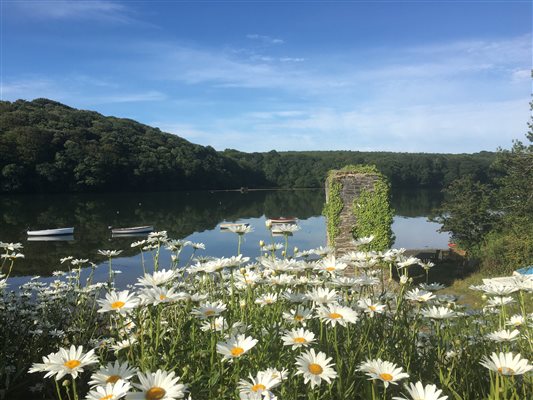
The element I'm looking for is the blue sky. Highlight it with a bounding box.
[2,0,531,153]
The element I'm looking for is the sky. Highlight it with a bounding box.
[1,0,531,153]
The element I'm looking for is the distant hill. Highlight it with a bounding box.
[0,99,496,193]
[0,99,266,193]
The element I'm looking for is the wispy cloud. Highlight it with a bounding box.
[8,0,134,23]
[246,34,284,45]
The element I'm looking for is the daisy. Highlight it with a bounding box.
[127,370,187,400]
[357,298,387,317]
[506,315,526,328]
[317,304,358,327]
[405,289,436,303]
[139,286,189,305]
[200,316,228,332]
[315,255,347,274]
[295,349,337,388]
[486,329,520,342]
[358,358,409,388]
[137,269,177,287]
[227,224,254,235]
[191,301,227,319]
[392,381,448,400]
[353,235,375,246]
[29,345,98,380]
[281,328,316,349]
[97,290,140,314]
[421,306,457,320]
[418,283,446,291]
[111,338,138,353]
[282,307,314,326]
[86,380,131,400]
[486,296,515,307]
[98,249,123,257]
[480,352,532,375]
[238,370,282,399]
[89,360,138,386]
[272,224,300,234]
[255,293,278,307]
[305,287,338,305]
[217,334,258,361]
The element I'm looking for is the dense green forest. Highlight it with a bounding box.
[0,99,496,193]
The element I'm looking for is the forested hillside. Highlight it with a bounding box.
[0,99,266,192]
[0,99,496,193]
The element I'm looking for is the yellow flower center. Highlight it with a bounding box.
[146,387,166,400]
[111,301,125,309]
[308,363,323,375]
[293,337,307,343]
[231,346,245,357]
[329,312,343,319]
[379,373,393,381]
[159,295,166,301]
[251,384,266,392]
[326,267,335,271]
[204,310,216,316]
[100,395,114,400]
[369,305,376,311]
[106,375,121,384]
[294,315,304,321]
[64,359,81,369]
[498,367,515,375]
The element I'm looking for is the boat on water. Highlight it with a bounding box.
[110,226,154,235]
[27,235,75,242]
[27,227,74,236]
[267,217,298,224]
[220,223,250,230]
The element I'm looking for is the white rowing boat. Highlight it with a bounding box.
[111,226,154,235]
[267,217,298,225]
[27,235,75,242]
[27,227,74,236]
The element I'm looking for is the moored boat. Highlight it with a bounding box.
[27,227,74,236]
[27,235,75,242]
[220,223,250,230]
[111,226,154,235]
[267,217,298,224]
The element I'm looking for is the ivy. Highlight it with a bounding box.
[353,178,395,251]
[322,179,344,246]
[324,164,394,251]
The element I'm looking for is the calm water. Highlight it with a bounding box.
[1,189,449,286]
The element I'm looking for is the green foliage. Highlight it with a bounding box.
[436,176,497,250]
[322,179,343,245]
[352,174,394,251]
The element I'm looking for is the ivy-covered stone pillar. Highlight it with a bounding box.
[323,165,394,255]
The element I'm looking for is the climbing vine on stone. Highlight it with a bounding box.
[323,179,343,245]
[353,176,394,251]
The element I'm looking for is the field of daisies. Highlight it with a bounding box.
[0,228,531,400]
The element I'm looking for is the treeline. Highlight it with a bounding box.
[0,99,266,193]
[1,99,496,193]
[223,149,496,189]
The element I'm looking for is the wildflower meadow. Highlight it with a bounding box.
[1,227,531,400]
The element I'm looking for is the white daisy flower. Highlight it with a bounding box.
[200,316,228,332]
[506,315,526,328]
[486,296,515,307]
[392,381,448,400]
[127,369,188,399]
[405,288,436,303]
[305,287,338,305]
[480,352,532,375]
[317,304,358,327]
[486,329,520,342]
[216,334,258,361]
[238,370,282,399]
[227,224,254,235]
[97,290,140,314]
[139,286,189,305]
[98,249,123,257]
[282,307,314,325]
[295,349,337,388]
[86,380,131,400]
[89,360,138,386]
[421,306,457,320]
[357,298,387,317]
[29,345,98,380]
[137,269,177,287]
[191,301,227,319]
[358,358,409,388]
[255,293,278,307]
[281,328,316,349]
[315,255,347,274]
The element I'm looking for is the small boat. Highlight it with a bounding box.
[220,223,250,231]
[111,226,154,235]
[27,235,75,242]
[27,227,74,236]
[267,217,298,224]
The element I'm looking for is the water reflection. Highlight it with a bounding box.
[0,189,448,278]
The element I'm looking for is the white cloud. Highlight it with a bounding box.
[8,0,134,23]
[246,34,284,44]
